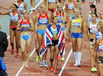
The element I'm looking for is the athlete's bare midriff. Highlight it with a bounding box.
[10,21,18,26]
[21,31,32,35]
[72,28,82,33]
[38,25,47,30]
[52,35,58,40]
[89,33,96,39]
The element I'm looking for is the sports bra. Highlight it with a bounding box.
[68,1,76,10]
[38,13,49,25]
[10,12,19,22]
[51,25,58,35]
[20,19,31,31]
[56,11,64,23]
[48,0,56,3]
[71,17,82,28]
[89,22,98,34]
[15,2,24,12]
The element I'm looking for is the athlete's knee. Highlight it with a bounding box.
[78,47,81,51]
[90,52,94,57]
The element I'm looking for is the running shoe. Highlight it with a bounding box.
[61,57,65,62]
[36,56,39,62]
[74,63,81,67]
[11,49,14,54]
[58,55,61,61]
[44,61,48,68]
[54,70,58,74]
[91,67,97,72]
[50,66,54,72]
[16,52,19,56]
[40,62,44,67]
[25,62,28,68]
[22,61,25,67]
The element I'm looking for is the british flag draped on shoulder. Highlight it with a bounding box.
[40,23,65,58]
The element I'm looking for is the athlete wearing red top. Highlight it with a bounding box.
[17,10,34,67]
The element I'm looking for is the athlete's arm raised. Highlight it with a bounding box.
[0,2,15,10]
[0,11,10,15]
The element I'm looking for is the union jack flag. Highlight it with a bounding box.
[40,23,65,58]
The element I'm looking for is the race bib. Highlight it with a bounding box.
[39,18,48,24]
[73,22,80,28]
[10,16,19,21]
[21,24,30,27]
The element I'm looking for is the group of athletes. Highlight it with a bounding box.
[0,0,103,75]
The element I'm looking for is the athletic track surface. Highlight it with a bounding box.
[0,0,103,76]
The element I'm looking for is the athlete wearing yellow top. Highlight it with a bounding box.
[66,7,85,66]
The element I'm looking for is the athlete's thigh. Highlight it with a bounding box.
[20,37,26,52]
[37,33,43,45]
[77,38,82,50]
[15,31,20,42]
[26,37,32,49]
[50,46,55,58]
[72,38,77,50]
[10,29,15,43]
[55,45,59,55]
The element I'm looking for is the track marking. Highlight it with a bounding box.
[15,48,36,76]
[59,48,73,76]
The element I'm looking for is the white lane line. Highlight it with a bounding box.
[59,48,73,76]
[33,0,43,10]
[15,48,36,76]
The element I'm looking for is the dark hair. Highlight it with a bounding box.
[90,4,97,15]
[22,0,24,1]
[13,4,19,8]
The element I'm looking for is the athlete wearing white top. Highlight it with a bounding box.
[10,12,19,22]
[89,22,98,34]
